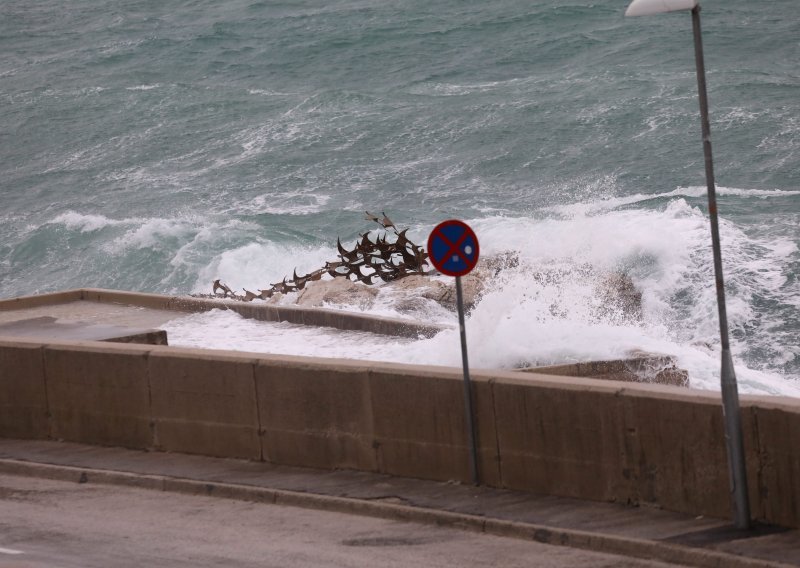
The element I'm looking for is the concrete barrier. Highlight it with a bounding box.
[0,340,49,439]
[0,333,799,528]
[490,374,634,502]
[0,289,82,310]
[148,350,261,460]
[255,356,377,471]
[81,288,445,338]
[43,341,153,449]
[520,356,689,387]
[743,397,800,529]
[618,386,738,519]
[368,365,500,485]
[149,349,261,460]
[5,288,445,338]
[80,288,175,311]
[490,375,766,520]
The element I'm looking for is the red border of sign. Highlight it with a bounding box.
[427,219,480,277]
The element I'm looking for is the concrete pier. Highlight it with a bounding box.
[0,288,446,338]
[0,315,167,345]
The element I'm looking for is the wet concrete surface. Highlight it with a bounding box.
[0,300,184,328]
[0,316,167,344]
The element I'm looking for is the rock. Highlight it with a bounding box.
[392,273,485,312]
[294,278,379,310]
[623,350,689,386]
[391,296,432,315]
[596,273,643,322]
[482,251,520,274]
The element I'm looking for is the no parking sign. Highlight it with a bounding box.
[428,219,480,485]
[427,220,480,277]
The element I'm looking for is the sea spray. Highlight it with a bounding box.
[165,198,800,397]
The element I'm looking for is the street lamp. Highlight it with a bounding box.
[625,0,751,530]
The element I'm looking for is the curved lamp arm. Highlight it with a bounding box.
[625,0,697,16]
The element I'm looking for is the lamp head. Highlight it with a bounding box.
[625,0,698,17]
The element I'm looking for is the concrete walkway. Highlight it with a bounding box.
[0,439,797,568]
[0,473,684,568]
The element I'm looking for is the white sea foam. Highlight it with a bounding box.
[237,192,332,216]
[682,185,800,198]
[50,212,255,266]
[110,218,199,251]
[168,199,800,398]
[164,309,414,360]
[718,107,760,125]
[547,185,800,217]
[50,211,129,232]
[247,88,295,96]
[192,241,334,294]
[411,77,525,97]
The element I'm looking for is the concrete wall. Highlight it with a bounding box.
[257,357,375,471]
[0,290,82,310]
[0,288,444,338]
[522,357,689,387]
[149,350,262,460]
[27,288,445,338]
[1,336,799,529]
[0,340,49,439]
[742,398,800,528]
[86,288,446,338]
[44,342,152,448]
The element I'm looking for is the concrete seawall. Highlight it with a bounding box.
[1,335,798,529]
[0,288,446,338]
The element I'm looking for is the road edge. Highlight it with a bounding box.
[0,458,790,568]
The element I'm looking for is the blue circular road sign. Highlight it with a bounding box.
[427,219,480,277]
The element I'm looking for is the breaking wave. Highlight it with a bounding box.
[165,196,800,398]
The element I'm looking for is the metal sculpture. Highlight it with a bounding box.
[203,212,430,301]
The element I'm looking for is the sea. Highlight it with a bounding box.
[1,0,798,396]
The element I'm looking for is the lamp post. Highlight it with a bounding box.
[625,0,751,530]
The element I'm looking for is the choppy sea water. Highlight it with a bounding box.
[1,0,798,396]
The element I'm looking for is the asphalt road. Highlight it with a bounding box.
[0,473,686,567]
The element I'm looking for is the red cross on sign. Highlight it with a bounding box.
[427,220,480,277]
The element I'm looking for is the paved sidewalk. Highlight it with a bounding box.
[0,438,798,567]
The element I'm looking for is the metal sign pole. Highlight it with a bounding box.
[456,276,480,486]
[428,219,481,486]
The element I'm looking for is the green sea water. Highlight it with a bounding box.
[1,0,798,391]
